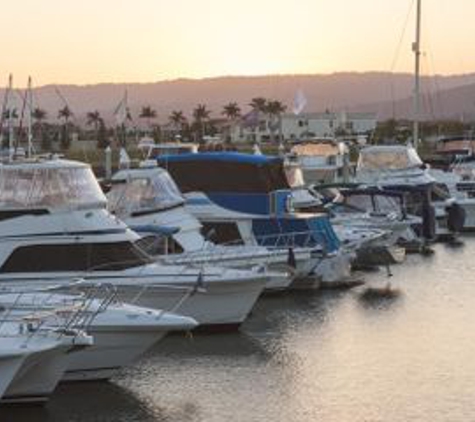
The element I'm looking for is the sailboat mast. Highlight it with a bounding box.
[27,76,33,157]
[413,0,422,149]
[7,74,14,160]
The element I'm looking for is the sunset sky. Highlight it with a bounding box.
[2,0,474,86]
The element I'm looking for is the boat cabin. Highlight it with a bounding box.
[0,158,107,213]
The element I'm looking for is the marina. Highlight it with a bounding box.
[1,239,475,421]
[2,0,475,420]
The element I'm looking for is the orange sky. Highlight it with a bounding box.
[1,0,474,86]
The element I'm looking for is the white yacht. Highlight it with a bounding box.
[107,165,300,291]
[0,287,197,382]
[0,319,92,403]
[0,157,269,330]
[355,145,465,241]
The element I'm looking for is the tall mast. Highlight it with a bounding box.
[7,74,14,160]
[412,0,422,149]
[27,76,33,157]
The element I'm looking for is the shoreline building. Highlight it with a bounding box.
[231,111,377,144]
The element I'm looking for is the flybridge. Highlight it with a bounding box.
[0,158,107,211]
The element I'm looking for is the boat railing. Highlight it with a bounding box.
[83,256,207,314]
[0,280,117,343]
[217,229,326,252]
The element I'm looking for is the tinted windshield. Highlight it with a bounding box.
[108,171,184,216]
[0,166,106,210]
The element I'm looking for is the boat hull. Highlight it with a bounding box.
[63,329,168,382]
[2,343,71,404]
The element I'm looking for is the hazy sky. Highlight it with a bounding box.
[2,0,474,86]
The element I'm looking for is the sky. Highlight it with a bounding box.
[1,0,474,86]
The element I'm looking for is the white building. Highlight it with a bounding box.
[233,111,377,143]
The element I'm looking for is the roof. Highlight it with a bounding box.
[360,145,415,154]
[157,152,281,166]
[0,158,90,171]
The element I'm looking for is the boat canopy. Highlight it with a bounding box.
[436,137,475,155]
[357,146,423,172]
[290,141,340,157]
[339,191,403,214]
[0,160,106,210]
[157,152,291,194]
[108,168,185,215]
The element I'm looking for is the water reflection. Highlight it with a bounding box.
[0,382,157,422]
[3,240,475,421]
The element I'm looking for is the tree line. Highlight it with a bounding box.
[1,97,288,152]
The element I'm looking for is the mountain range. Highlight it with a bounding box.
[2,72,475,124]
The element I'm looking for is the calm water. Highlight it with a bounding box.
[2,239,475,422]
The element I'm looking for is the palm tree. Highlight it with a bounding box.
[3,108,19,120]
[32,108,47,150]
[222,102,241,144]
[192,104,211,142]
[58,105,73,123]
[1,108,19,149]
[32,107,47,122]
[249,97,267,113]
[86,110,103,140]
[169,110,187,140]
[139,106,157,133]
[265,100,287,144]
[58,106,74,150]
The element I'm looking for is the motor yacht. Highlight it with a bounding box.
[0,157,268,329]
[0,318,92,404]
[156,152,351,287]
[0,286,197,382]
[354,145,465,242]
[107,164,298,291]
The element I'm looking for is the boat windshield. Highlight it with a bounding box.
[108,171,185,216]
[358,147,423,171]
[344,193,401,214]
[0,166,106,210]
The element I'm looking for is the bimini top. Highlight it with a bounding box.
[108,166,185,216]
[159,152,280,165]
[157,152,290,194]
[357,145,423,172]
[0,158,107,211]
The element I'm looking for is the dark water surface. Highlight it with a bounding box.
[2,239,475,422]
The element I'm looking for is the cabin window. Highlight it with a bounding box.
[0,242,151,273]
[135,236,184,256]
[201,222,243,246]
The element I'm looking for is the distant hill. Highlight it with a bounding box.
[351,81,475,121]
[2,72,475,123]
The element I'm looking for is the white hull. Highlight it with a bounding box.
[163,246,314,291]
[0,270,267,328]
[0,353,27,399]
[3,343,72,403]
[113,278,265,328]
[63,329,168,381]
